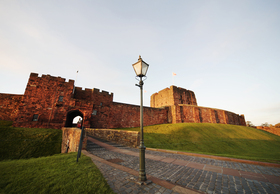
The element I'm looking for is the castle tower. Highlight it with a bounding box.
[150,85,197,108]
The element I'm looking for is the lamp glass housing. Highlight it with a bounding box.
[132,59,149,77]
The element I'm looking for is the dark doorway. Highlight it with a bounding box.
[65,110,83,127]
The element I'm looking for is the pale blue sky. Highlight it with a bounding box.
[0,0,279,126]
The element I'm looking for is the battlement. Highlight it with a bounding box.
[91,88,113,96]
[73,86,113,102]
[29,72,74,84]
[74,87,113,96]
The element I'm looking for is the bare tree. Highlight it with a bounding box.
[261,122,269,127]
[246,121,254,127]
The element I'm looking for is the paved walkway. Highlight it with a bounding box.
[83,136,280,194]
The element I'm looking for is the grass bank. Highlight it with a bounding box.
[0,152,114,194]
[119,123,280,163]
[0,120,61,161]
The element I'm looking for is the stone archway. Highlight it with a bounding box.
[65,110,83,127]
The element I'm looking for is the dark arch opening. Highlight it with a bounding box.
[65,110,83,127]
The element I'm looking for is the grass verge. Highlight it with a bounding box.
[0,120,62,161]
[118,123,280,163]
[0,152,114,194]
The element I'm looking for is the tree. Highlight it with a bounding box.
[275,123,280,128]
[246,121,254,127]
[261,122,269,127]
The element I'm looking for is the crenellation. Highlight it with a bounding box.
[93,88,100,93]
[30,72,39,77]
[101,90,109,95]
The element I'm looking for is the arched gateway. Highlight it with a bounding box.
[65,110,83,127]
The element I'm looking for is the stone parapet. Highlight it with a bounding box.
[85,128,140,148]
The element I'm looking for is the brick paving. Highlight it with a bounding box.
[92,159,179,194]
[85,137,280,194]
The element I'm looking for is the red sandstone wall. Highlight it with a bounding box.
[150,86,197,108]
[6,73,246,129]
[150,87,174,107]
[11,73,167,129]
[73,87,113,102]
[172,86,197,106]
[90,102,169,129]
[182,106,195,123]
[14,73,75,128]
[0,94,23,120]
[170,105,246,126]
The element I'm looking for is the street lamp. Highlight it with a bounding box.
[132,55,149,182]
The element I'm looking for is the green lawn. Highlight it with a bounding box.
[118,123,280,163]
[0,152,114,194]
[0,121,62,161]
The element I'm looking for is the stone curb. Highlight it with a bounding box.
[146,148,280,168]
[82,150,204,194]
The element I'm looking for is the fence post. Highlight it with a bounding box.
[76,126,84,162]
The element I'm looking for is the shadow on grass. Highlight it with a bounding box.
[0,121,62,161]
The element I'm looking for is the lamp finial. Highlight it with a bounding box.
[138,55,142,61]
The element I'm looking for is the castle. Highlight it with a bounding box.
[0,73,246,129]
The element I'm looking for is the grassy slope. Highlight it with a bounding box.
[0,152,114,194]
[119,123,280,163]
[0,121,62,161]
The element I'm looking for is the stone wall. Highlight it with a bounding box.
[61,127,87,153]
[13,73,75,128]
[170,105,246,126]
[151,86,197,108]
[86,128,140,148]
[10,72,167,129]
[12,73,114,129]
[1,73,246,129]
[0,93,23,121]
[256,126,280,136]
[90,102,169,129]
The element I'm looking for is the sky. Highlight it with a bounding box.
[0,0,279,126]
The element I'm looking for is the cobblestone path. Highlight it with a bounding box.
[92,158,181,194]
[86,137,280,194]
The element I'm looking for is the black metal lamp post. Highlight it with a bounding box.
[132,55,149,182]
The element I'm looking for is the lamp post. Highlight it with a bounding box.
[132,55,149,182]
